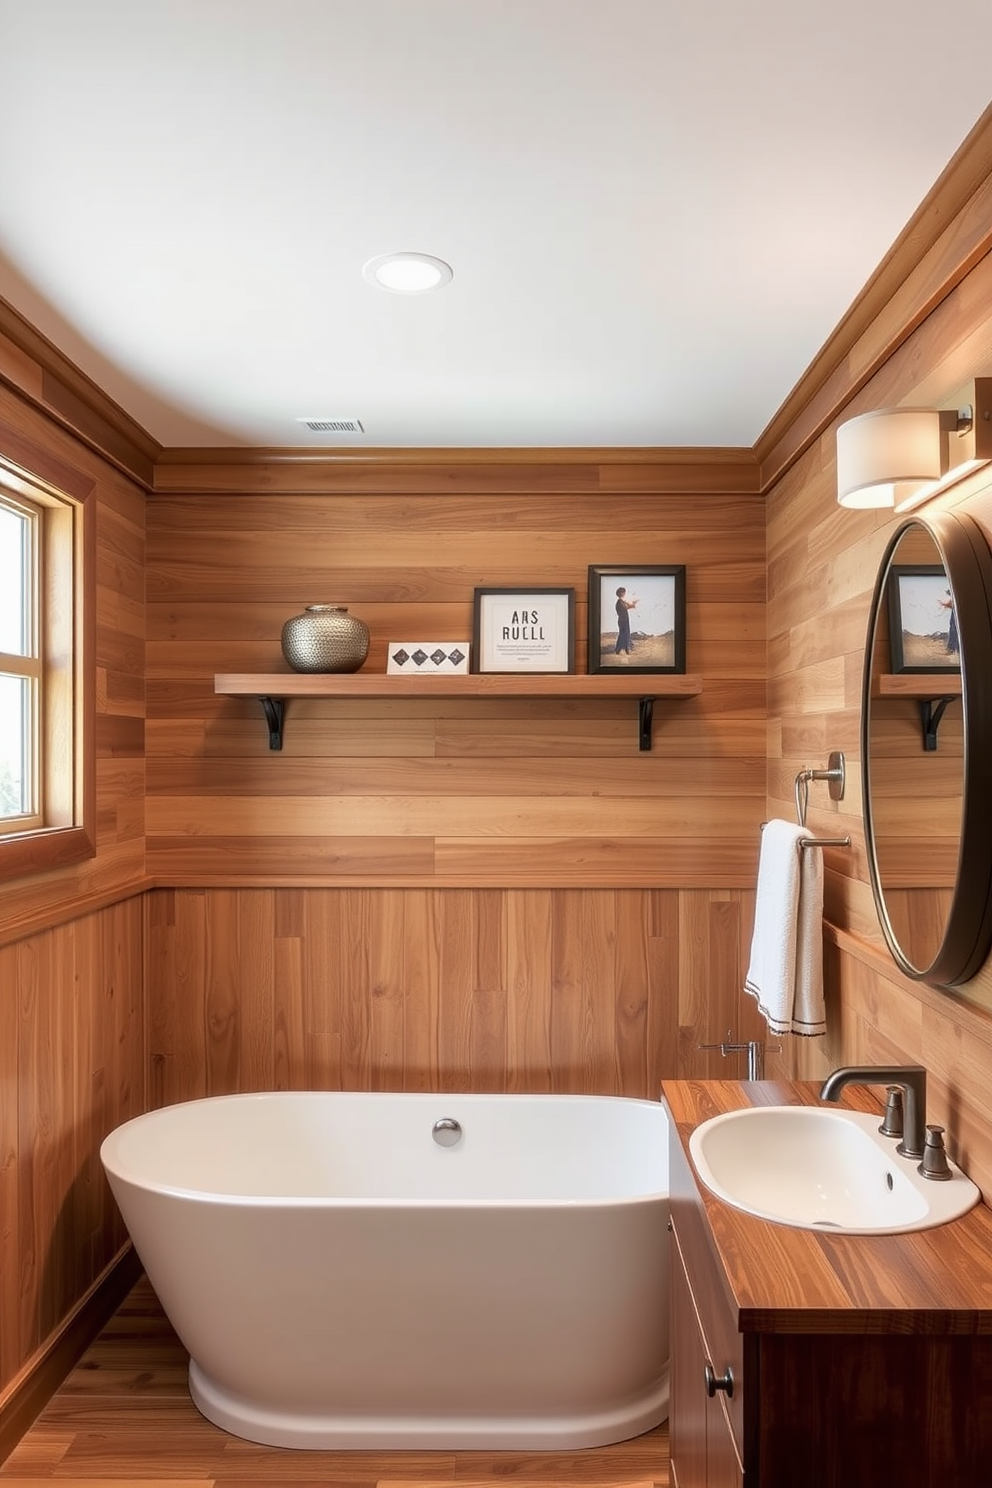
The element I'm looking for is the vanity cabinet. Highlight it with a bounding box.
[663,1079,992,1488]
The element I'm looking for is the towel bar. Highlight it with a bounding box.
[761,823,852,850]
[760,748,852,849]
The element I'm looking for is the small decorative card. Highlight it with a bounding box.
[387,642,471,675]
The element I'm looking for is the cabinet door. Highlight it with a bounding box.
[708,1424,743,1488]
[670,1239,708,1486]
[670,1237,743,1488]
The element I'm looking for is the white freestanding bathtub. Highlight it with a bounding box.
[100,1091,670,1450]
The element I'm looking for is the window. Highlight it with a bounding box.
[0,492,42,827]
[0,455,94,879]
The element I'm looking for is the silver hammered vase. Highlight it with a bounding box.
[280,604,370,673]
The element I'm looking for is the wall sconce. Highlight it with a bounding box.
[836,378,992,510]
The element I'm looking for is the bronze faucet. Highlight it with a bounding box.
[819,1065,927,1160]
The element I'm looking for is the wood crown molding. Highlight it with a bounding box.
[152,444,761,495]
[4,107,992,499]
[0,295,160,490]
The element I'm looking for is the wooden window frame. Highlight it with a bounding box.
[0,451,95,880]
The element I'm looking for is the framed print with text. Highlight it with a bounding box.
[588,564,686,674]
[472,587,575,673]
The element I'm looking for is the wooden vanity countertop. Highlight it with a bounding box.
[662,1078,992,1335]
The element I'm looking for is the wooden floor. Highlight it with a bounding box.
[1,1279,670,1487]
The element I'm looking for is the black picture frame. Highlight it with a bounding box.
[471,587,576,673]
[887,564,961,673]
[587,565,686,674]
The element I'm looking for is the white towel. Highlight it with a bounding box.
[744,819,826,1037]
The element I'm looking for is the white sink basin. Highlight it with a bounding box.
[688,1106,980,1235]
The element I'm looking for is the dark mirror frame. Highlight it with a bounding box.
[861,509,992,988]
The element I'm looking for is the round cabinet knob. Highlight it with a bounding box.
[704,1362,735,1398]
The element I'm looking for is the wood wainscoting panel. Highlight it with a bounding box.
[0,899,146,1413]
[144,885,757,1108]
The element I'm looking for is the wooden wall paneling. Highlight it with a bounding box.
[0,384,147,948]
[0,942,19,1389]
[399,890,442,1092]
[142,886,725,1109]
[614,890,652,1098]
[505,888,554,1092]
[675,890,760,1080]
[145,888,206,1109]
[272,888,307,1091]
[306,889,351,1090]
[145,483,767,889]
[764,181,992,1191]
[203,891,257,1094]
[642,891,680,1100]
[436,889,505,1093]
[366,886,410,1092]
[548,890,605,1094]
[0,901,145,1412]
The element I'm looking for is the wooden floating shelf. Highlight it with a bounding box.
[877,672,962,697]
[876,672,962,751]
[214,671,704,751]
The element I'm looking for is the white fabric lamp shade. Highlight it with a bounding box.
[836,408,943,508]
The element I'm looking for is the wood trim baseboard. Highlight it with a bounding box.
[0,1244,142,1466]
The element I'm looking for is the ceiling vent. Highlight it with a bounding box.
[296,418,365,434]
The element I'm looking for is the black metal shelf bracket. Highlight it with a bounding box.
[253,691,664,751]
[919,696,956,752]
[259,696,285,751]
[638,697,656,752]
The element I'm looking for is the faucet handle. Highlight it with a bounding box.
[918,1124,953,1182]
[878,1085,905,1140]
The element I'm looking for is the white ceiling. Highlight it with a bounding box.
[1,0,991,451]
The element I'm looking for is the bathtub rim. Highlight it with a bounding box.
[100,1088,670,1208]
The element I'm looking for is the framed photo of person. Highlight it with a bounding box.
[587,565,686,674]
[471,587,575,673]
[887,564,961,673]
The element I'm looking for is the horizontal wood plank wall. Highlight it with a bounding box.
[0,387,147,1419]
[0,898,145,1410]
[764,227,992,1188]
[144,885,762,1106]
[145,478,766,887]
[143,471,768,1107]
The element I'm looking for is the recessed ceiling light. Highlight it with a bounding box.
[363,252,453,293]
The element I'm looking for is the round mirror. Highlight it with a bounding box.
[862,509,992,987]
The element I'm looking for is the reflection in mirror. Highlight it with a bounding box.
[862,510,992,989]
